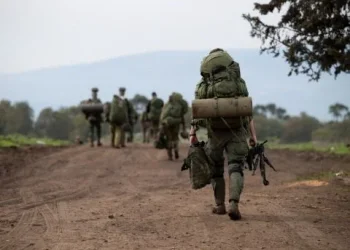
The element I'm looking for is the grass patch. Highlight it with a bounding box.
[266,141,350,155]
[0,134,70,148]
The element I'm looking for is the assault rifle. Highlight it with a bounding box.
[246,140,277,186]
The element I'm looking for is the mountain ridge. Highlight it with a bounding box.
[1,49,349,121]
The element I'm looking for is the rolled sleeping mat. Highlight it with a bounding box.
[80,103,104,114]
[192,97,252,119]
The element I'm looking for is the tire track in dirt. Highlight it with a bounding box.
[0,189,39,250]
[263,202,346,250]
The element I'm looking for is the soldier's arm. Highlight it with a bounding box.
[192,79,207,128]
[244,83,257,144]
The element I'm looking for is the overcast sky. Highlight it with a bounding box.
[0,0,280,74]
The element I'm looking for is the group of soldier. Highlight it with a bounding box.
[81,48,259,221]
[81,87,188,160]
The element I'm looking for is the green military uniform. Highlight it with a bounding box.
[160,95,184,160]
[141,111,151,143]
[147,92,164,141]
[194,48,251,220]
[126,101,138,143]
[87,88,102,147]
[118,87,138,143]
[109,93,128,148]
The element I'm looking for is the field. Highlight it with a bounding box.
[0,140,349,250]
[0,134,70,148]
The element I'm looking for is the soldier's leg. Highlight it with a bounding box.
[207,135,226,214]
[129,125,134,142]
[114,125,122,148]
[164,126,173,160]
[225,131,249,220]
[96,122,102,146]
[89,121,94,147]
[120,125,126,147]
[110,124,116,147]
[173,125,180,159]
[152,120,159,140]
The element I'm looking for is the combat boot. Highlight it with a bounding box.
[211,177,226,215]
[228,201,241,220]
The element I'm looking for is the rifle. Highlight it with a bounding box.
[247,140,277,186]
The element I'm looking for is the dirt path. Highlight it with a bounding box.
[0,144,349,250]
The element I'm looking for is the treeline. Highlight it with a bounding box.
[1,98,349,144]
[253,103,350,143]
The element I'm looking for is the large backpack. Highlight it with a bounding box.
[109,96,128,125]
[160,101,183,126]
[172,92,188,116]
[198,50,249,129]
[148,98,164,121]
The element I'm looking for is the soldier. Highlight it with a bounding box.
[109,91,128,148]
[118,87,137,143]
[141,111,151,143]
[191,48,257,220]
[86,87,103,147]
[160,94,184,160]
[146,92,164,141]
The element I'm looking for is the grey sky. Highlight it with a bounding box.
[0,0,280,74]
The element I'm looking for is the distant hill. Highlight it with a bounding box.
[1,49,349,121]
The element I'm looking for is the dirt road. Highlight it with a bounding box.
[0,144,349,250]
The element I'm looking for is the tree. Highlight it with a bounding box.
[265,103,277,117]
[281,112,321,143]
[328,103,349,121]
[243,0,350,81]
[35,107,55,137]
[5,101,34,135]
[253,104,267,116]
[275,107,287,120]
[0,100,12,134]
[131,94,149,113]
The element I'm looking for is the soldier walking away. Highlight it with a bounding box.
[86,88,103,147]
[109,91,128,148]
[146,92,164,141]
[192,48,258,220]
[118,87,137,143]
[160,95,184,160]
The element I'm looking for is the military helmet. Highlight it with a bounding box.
[91,87,99,92]
[119,87,126,92]
[209,48,224,54]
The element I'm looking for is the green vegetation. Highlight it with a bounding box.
[0,134,70,148]
[243,0,350,82]
[266,141,350,155]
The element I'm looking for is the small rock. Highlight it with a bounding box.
[108,215,114,219]
[104,239,108,243]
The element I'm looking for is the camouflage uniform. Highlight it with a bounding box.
[160,95,184,160]
[146,92,164,141]
[194,48,251,220]
[110,90,128,148]
[87,88,102,147]
[119,87,137,143]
